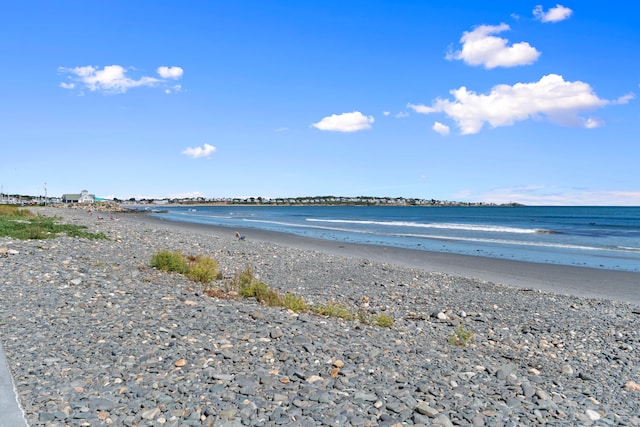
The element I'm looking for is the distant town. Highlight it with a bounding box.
[0,190,521,207]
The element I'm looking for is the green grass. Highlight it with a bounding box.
[371,313,394,328]
[283,292,308,313]
[150,251,220,284]
[0,205,107,240]
[152,255,395,328]
[150,250,188,274]
[312,301,354,320]
[185,255,221,283]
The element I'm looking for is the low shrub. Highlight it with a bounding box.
[283,292,308,313]
[448,324,474,347]
[312,301,354,320]
[371,313,394,328]
[186,255,220,283]
[150,250,188,274]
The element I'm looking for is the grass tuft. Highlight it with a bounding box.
[151,254,394,328]
[283,292,308,312]
[448,324,474,347]
[371,313,394,328]
[150,250,220,284]
[186,255,220,283]
[312,301,354,320]
[150,250,188,274]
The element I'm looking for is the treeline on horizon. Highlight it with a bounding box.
[131,195,523,207]
[1,193,524,207]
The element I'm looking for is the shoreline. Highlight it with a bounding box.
[131,213,640,306]
[2,206,640,425]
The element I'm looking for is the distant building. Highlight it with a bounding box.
[62,190,95,204]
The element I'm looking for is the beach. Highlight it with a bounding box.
[1,205,639,426]
[136,212,640,306]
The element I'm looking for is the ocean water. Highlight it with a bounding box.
[150,205,640,272]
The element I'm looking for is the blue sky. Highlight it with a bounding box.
[1,1,639,205]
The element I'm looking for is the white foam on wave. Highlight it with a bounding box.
[306,218,544,234]
[244,219,640,254]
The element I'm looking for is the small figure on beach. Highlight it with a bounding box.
[235,231,246,241]
[97,215,104,220]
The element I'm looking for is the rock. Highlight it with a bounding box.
[535,389,552,401]
[585,409,601,421]
[625,381,640,391]
[270,328,283,339]
[433,414,455,427]
[414,402,439,417]
[561,364,574,376]
[496,363,517,380]
[141,407,161,420]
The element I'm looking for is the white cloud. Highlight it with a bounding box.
[59,64,184,94]
[311,111,374,132]
[181,143,216,159]
[408,74,624,134]
[533,4,573,23]
[395,111,410,118]
[584,117,604,129]
[58,65,160,94]
[157,66,184,79]
[614,93,635,105]
[406,103,436,114]
[446,23,540,69]
[454,186,640,206]
[164,84,183,95]
[432,122,450,135]
[383,111,390,116]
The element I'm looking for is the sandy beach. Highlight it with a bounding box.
[133,212,640,306]
[1,206,639,426]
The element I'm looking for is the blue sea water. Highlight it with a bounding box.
[151,205,640,273]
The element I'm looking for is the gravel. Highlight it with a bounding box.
[1,206,639,426]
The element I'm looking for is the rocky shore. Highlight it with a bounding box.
[1,206,639,426]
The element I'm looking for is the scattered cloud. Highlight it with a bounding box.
[533,4,573,23]
[407,103,436,114]
[432,122,450,135]
[408,74,628,134]
[446,23,540,69]
[58,64,184,94]
[613,93,635,105]
[584,117,604,129]
[181,143,216,159]
[274,127,290,132]
[383,111,390,116]
[395,111,410,118]
[311,111,374,132]
[164,84,183,94]
[453,186,640,206]
[157,66,184,79]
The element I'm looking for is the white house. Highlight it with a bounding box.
[62,190,95,204]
